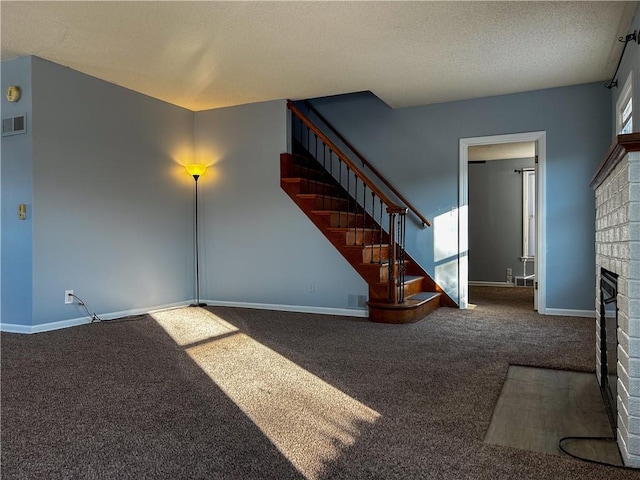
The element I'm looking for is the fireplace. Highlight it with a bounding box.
[591,133,640,466]
[600,268,618,435]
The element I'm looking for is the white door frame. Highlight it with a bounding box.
[458,131,547,313]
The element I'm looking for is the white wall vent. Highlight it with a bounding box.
[2,114,27,136]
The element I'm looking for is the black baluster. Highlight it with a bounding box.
[378,198,383,265]
[362,184,367,248]
[346,166,351,231]
[313,133,318,198]
[305,125,310,193]
[400,213,406,302]
[353,178,358,246]
[370,192,375,253]
[338,160,343,227]
[322,146,327,207]
[388,211,396,303]
[396,216,400,301]
[329,150,334,204]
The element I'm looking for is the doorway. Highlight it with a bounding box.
[459,132,546,313]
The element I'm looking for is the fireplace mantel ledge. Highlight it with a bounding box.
[591,133,640,189]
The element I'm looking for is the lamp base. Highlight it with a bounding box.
[189,302,208,307]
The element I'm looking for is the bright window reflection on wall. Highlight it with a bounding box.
[433,208,459,300]
[617,71,633,135]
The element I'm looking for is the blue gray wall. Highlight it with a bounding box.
[309,84,612,310]
[2,56,195,329]
[468,158,535,283]
[1,56,33,326]
[0,53,619,329]
[1,57,367,331]
[194,101,367,310]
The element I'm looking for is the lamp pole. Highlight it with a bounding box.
[187,165,207,307]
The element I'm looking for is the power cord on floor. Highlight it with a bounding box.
[558,436,636,470]
[69,293,102,323]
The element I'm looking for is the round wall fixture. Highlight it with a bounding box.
[6,85,21,102]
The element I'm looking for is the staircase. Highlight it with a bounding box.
[281,101,457,323]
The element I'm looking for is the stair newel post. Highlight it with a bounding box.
[388,209,398,304]
[387,205,408,304]
[399,210,407,303]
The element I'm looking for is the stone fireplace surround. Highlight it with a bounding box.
[592,133,640,466]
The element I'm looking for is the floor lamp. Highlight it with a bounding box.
[186,164,207,307]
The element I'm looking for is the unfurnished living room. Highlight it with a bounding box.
[2,1,640,479]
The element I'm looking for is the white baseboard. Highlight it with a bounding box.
[204,299,369,318]
[0,323,33,334]
[544,308,596,318]
[468,281,514,287]
[1,300,192,334]
[1,299,368,334]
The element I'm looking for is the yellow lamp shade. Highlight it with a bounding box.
[186,164,207,178]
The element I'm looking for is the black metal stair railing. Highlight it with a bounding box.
[288,101,410,304]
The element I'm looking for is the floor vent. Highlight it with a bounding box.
[347,294,368,309]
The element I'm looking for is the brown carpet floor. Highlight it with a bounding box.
[1,286,636,479]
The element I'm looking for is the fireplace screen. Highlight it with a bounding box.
[600,268,618,435]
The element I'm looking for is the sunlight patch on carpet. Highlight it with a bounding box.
[185,323,380,479]
[150,307,380,479]
[188,334,381,479]
[151,307,238,346]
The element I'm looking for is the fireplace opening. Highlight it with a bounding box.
[600,268,618,436]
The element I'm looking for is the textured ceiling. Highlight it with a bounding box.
[1,1,637,111]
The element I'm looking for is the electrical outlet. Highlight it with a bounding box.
[506,268,512,276]
[65,290,74,304]
[309,282,315,293]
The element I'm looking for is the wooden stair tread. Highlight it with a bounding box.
[342,243,388,250]
[296,193,342,199]
[327,227,379,232]
[282,177,335,187]
[370,274,422,284]
[311,211,364,218]
[368,292,441,310]
[407,291,441,302]
[361,259,409,266]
